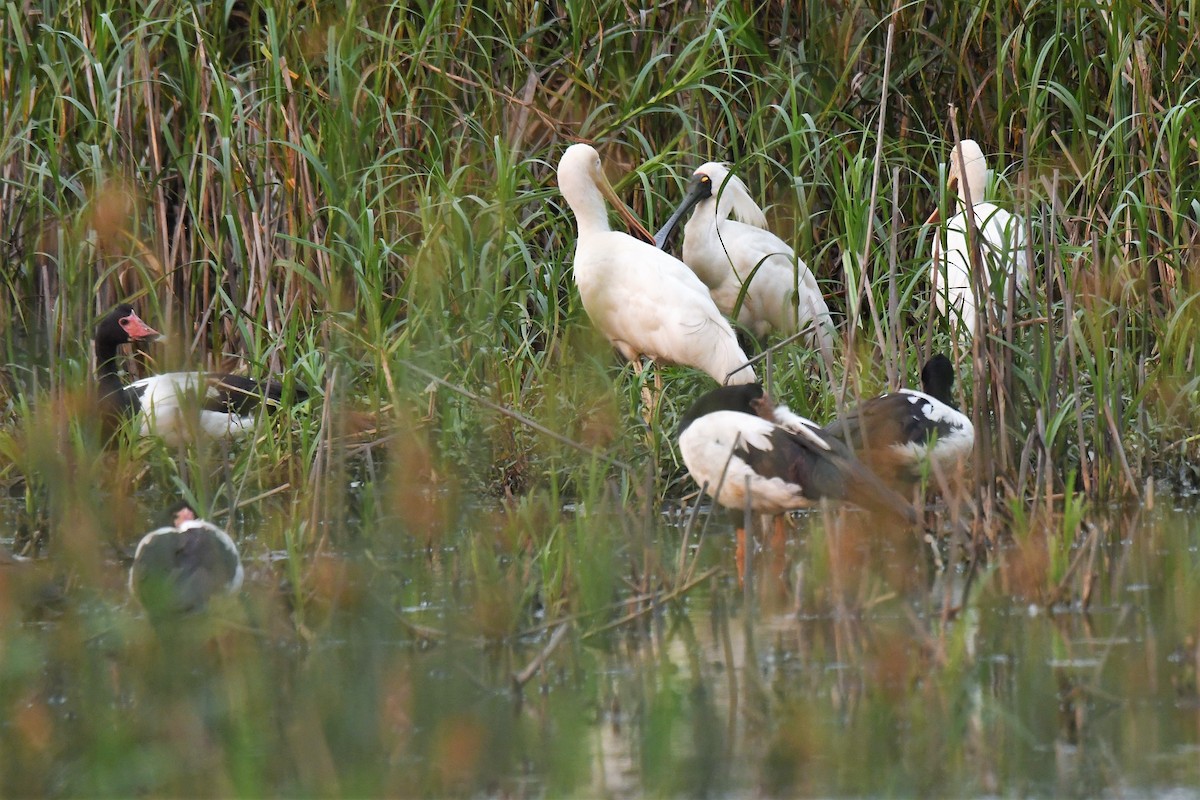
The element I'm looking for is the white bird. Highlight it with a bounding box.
[654,162,835,363]
[819,354,974,491]
[926,139,1029,338]
[129,501,244,618]
[94,304,308,447]
[557,144,755,386]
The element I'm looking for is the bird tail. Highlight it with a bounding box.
[838,456,920,526]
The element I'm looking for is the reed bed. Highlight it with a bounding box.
[1,0,1200,794]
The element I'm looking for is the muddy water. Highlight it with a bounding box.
[587,504,1200,797]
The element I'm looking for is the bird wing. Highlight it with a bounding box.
[169,530,240,612]
[126,373,200,430]
[716,222,831,340]
[974,204,1030,292]
[941,205,1027,284]
[680,410,915,521]
[206,374,302,415]
[929,214,975,330]
[738,423,918,523]
[822,391,973,478]
[767,405,831,451]
[822,394,916,452]
[679,412,804,513]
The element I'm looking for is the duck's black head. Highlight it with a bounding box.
[161,500,199,529]
[920,354,957,406]
[677,383,765,435]
[95,305,160,348]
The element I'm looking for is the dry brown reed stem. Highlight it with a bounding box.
[1051,520,1101,610]
[579,566,722,642]
[886,167,900,389]
[511,622,570,691]
[675,485,707,588]
[945,108,992,531]
[1064,248,1089,496]
[307,362,339,564]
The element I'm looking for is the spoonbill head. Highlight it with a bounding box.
[557,143,656,243]
[655,163,767,250]
[946,139,988,214]
[557,144,755,385]
[654,161,836,361]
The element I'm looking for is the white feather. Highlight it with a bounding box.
[128,518,243,597]
[679,410,814,515]
[179,519,245,592]
[768,404,831,451]
[929,140,1029,338]
[560,145,755,384]
[128,373,255,448]
[681,163,834,358]
[890,390,975,468]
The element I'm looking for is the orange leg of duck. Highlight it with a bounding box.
[770,515,787,555]
[759,515,792,608]
[737,518,791,590]
[735,527,746,586]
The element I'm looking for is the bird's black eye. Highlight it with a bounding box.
[120,317,131,328]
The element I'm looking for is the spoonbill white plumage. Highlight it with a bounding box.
[819,354,974,491]
[655,162,835,362]
[557,144,755,385]
[926,140,1029,337]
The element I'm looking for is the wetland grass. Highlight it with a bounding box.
[2,0,1200,794]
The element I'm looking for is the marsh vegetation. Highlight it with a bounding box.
[2,0,1200,795]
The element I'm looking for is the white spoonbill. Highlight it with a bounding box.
[819,354,974,491]
[926,139,1029,337]
[655,162,835,362]
[558,144,755,385]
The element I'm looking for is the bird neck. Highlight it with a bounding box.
[956,169,988,211]
[692,198,722,231]
[94,337,134,414]
[95,337,123,384]
[562,178,611,237]
[924,378,957,408]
